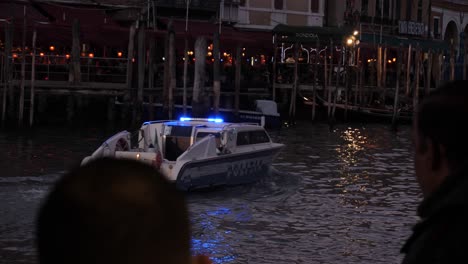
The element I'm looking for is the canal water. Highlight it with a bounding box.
[0,122,420,264]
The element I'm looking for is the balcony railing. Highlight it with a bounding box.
[157,0,220,11]
[9,55,127,84]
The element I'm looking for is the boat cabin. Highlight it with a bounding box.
[139,118,273,162]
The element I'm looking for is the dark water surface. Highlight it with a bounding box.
[0,122,420,264]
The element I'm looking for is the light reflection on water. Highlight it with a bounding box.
[0,122,421,264]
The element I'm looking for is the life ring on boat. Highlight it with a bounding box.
[115,138,130,151]
[152,150,162,170]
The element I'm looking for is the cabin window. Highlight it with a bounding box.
[250,130,270,144]
[164,125,193,161]
[236,130,270,146]
[196,132,222,148]
[237,131,250,146]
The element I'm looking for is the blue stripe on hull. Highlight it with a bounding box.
[175,147,282,191]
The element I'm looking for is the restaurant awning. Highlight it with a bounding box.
[272,24,353,45]
[360,33,449,52]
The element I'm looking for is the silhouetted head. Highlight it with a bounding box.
[36,158,190,264]
[413,80,468,196]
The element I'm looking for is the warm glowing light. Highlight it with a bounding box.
[223,52,227,56]
[88,53,94,58]
[207,51,212,56]
[117,51,123,57]
[242,53,245,57]
[346,38,354,45]
[49,45,55,51]
[367,59,371,63]
[12,53,18,58]
[65,54,70,59]
[353,30,359,36]
[393,58,396,62]
[388,60,392,63]
[39,52,44,57]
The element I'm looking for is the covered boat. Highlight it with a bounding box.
[81,118,284,190]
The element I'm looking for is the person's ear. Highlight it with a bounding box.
[192,255,212,264]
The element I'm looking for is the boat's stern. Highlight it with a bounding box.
[159,161,179,182]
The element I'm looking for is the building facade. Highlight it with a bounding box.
[327,0,431,39]
[229,0,325,30]
[431,0,468,51]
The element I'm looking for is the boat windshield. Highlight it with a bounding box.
[195,132,222,148]
[164,125,193,161]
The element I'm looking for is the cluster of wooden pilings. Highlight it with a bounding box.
[2,14,467,129]
[271,37,467,128]
[1,17,258,128]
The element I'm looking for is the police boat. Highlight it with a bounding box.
[81,117,284,191]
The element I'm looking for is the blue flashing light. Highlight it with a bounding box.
[179,117,224,123]
[208,118,224,123]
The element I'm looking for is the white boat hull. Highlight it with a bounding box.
[175,146,282,190]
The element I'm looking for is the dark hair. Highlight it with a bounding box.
[416,80,468,169]
[36,158,190,264]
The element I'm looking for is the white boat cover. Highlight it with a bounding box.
[255,100,279,116]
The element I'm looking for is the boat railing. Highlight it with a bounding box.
[142,120,174,125]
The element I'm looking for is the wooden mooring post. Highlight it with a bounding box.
[392,46,402,131]
[193,37,208,117]
[326,41,332,120]
[377,45,382,94]
[413,46,421,114]
[272,40,278,101]
[213,29,221,115]
[382,46,387,101]
[18,6,26,126]
[123,23,136,123]
[29,28,37,127]
[331,45,342,124]
[311,39,320,122]
[450,41,455,81]
[148,34,156,121]
[288,42,299,123]
[406,44,412,96]
[135,25,146,125]
[234,43,241,118]
[2,22,12,125]
[182,31,189,116]
[329,47,344,121]
[168,26,176,120]
[425,49,432,96]
[464,50,468,80]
